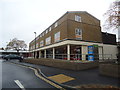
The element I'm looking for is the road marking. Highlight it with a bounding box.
[48,74,75,84]
[14,80,25,90]
[28,67,63,89]
[10,62,65,89]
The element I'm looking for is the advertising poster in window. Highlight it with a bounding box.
[88,46,94,54]
[88,55,94,61]
[88,46,94,61]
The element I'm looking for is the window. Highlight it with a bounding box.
[40,40,44,47]
[75,28,82,39]
[42,33,44,36]
[33,45,35,49]
[75,28,82,35]
[49,27,51,31]
[75,15,81,22]
[54,31,60,42]
[46,29,48,34]
[46,36,51,45]
[54,22,58,28]
[36,43,39,48]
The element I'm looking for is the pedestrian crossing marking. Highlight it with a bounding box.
[48,74,75,84]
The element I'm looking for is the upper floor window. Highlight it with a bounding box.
[42,32,44,37]
[75,28,82,39]
[75,15,81,22]
[46,29,48,34]
[46,36,51,45]
[54,22,58,28]
[36,43,39,48]
[33,45,35,49]
[49,27,51,31]
[54,31,60,42]
[40,40,44,47]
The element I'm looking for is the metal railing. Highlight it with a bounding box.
[45,54,113,61]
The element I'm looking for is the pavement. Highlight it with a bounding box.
[9,60,119,88]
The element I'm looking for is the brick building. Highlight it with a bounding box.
[29,11,118,61]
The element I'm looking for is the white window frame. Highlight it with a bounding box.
[75,15,81,22]
[54,31,60,42]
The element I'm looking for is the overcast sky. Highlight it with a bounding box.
[0,0,114,49]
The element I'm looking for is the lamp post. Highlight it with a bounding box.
[34,32,36,58]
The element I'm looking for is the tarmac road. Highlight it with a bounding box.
[1,59,58,89]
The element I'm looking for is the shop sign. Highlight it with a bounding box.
[93,44,98,47]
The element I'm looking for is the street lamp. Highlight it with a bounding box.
[34,32,36,58]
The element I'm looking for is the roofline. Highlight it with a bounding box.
[67,11,100,21]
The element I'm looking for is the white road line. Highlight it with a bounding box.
[14,80,25,90]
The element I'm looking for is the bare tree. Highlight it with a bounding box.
[103,0,120,30]
[6,38,27,52]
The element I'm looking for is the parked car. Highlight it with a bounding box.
[0,55,2,59]
[0,54,6,59]
[3,54,24,61]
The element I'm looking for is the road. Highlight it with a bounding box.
[1,59,59,89]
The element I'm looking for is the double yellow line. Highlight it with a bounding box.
[9,62,65,89]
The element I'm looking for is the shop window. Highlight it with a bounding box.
[46,49,53,58]
[75,15,81,22]
[46,36,51,45]
[54,31,60,42]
